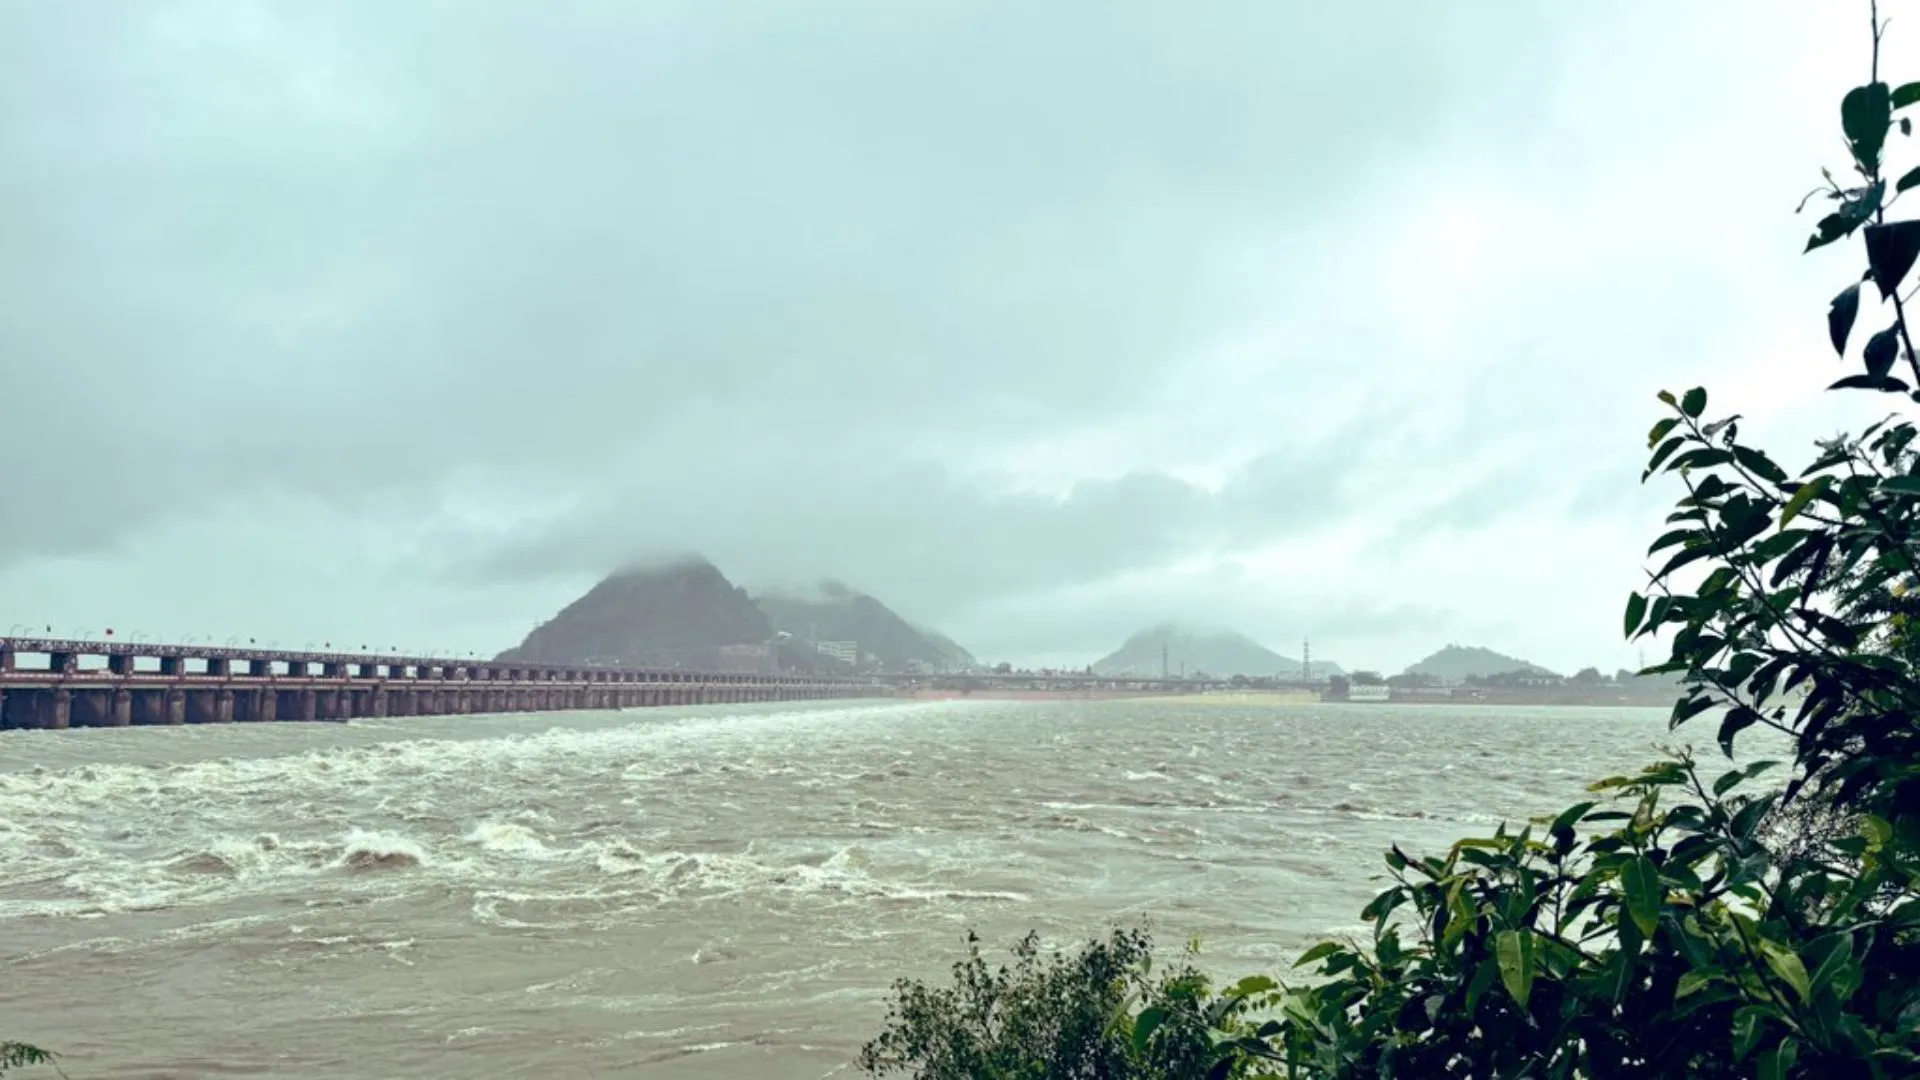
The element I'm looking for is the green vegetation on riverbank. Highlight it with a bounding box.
[861,7,1920,1077]
[0,1043,55,1077]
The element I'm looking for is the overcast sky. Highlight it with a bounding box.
[0,1,1905,673]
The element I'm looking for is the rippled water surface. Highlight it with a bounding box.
[0,698,1686,1077]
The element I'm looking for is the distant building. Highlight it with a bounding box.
[816,641,858,667]
[716,643,773,674]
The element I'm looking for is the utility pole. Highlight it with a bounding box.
[1302,637,1312,682]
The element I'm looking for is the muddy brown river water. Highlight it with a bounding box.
[1,698,1690,1077]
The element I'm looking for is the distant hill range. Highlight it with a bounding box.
[755,580,975,673]
[1402,644,1558,683]
[496,556,971,675]
[1091,624,1341,678]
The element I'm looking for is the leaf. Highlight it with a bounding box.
[1867,221,1920,299]
[1880,475,1920,495]
[1621,856,1662,937]
[1657,544,1712,578]
[1623,593,1648,639]
[1758,1040,1800,1080]
[1292,941,1342,969]
[1495,930,1536,1009]
[1806,184,1883,251]
[1647,416,1680,448]
[1645,435,1687,477]
[1758,940,1812,1001]
[1864,325,1901,377]
[1904,167,1920,194]
[1718,708,1762,757]
[1807,933,1855,996]
[1733,1005,1772,1061]
[1549,800,1597,852]
[1828,281,1861,354]
[1228,975,1277,998]
[1675,970,1713,999]
[1829,373,1910,392]
[1844,82,1893,172]
[1780,476,1831,528]
[1732,445,1790,486]
[1464,956,1500,1015]
[1132,1005,1166,1056]
[1681,387,1707,418]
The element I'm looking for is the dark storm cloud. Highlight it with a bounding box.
[455,436,1370,618]
[0,0,1561,568]
[0,0,1853,670]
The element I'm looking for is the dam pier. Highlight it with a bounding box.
[0,637,876,730]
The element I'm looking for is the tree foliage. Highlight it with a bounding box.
[856,927,1231,1079]
[863,5,1920,1078]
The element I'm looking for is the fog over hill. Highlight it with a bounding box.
[1091,624,1342,678]
[495,555,774,670]
[753,580,975,672]
[492,557,973,674]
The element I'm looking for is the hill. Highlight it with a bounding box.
[1403,644,1558,683]
[1091,624,1341,678]
[753,580,975,673]
[497,556,778,672]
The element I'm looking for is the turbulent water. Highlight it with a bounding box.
[0,698,1694,1077]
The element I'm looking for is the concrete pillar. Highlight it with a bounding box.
[0,688,8,728]
[47,689,72,730]
[165,689,186,725]
[214,689,234,723]
[255,688,277,722]
[71,691,107,728]
[293,689,314,721]
[335,690,355,721]
[372,688,389,718]
[208,657,231,677]
[110,688,132,727]
[0,648,13,671]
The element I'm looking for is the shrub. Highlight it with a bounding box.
[856,926,1236,1080]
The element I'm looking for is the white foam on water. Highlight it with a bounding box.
[467,821,553,858]
[0,701,933,920]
